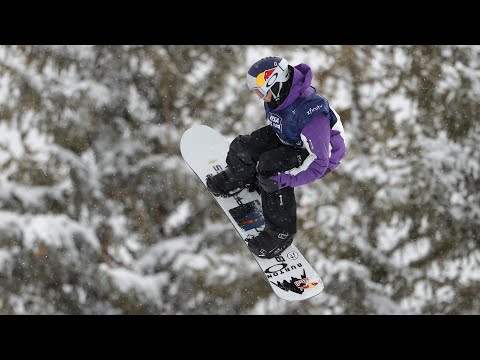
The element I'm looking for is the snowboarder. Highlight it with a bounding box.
[206,56,347,259]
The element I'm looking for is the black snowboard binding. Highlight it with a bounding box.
[246,226,294,259]
[206,167,258,198]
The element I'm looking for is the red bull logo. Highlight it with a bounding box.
[256,67,276,88]
[294,277,320,289]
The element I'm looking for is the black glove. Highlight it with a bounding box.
[257,174,279,193]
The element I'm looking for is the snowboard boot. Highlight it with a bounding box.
[247,226,294,259]
[206,167,252,198]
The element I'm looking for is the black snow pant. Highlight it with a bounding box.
[226,126,309,234]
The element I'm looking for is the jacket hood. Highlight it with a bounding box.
[275,63,314,111]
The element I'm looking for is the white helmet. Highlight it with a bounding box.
[246,56,290,101]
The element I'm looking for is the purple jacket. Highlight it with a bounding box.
[266,64,346,189]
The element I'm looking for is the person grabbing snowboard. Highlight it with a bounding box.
[206,56,347,259]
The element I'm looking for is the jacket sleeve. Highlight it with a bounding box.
[328,109,347,171]
[271,113,332,189]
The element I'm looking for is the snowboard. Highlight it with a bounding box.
[180,125,324,301]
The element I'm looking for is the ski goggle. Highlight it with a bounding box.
[247,58,289,98]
